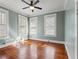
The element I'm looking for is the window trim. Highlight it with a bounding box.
[44,14,56,36]
[18,15,28,36]
[29,17,38,35]
[0,8,9,39]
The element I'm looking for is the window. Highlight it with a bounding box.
[18,15,28,35]
[0,9,9,39]
[30,17,37,35]
[44,14,56,36]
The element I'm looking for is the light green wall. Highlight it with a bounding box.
[57,11,65,41]
[37,15,44,35]
[65,0,77,59]
[9,10,18,39]
[29,11,65,41]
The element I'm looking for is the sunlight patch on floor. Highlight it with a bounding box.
[45,47,55,59]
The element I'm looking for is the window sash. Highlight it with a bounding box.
[0,8,9,39]
[18,15,28,35]
[44,14,56,36]
[29,17,37,35]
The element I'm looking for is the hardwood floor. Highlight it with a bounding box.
[0,40,68,59]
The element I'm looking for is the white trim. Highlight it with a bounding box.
[30,38,48,42]
[0,41,16,48]
[0,8,8,13]
[0,37,21,48]
[29,38,65,44]
[0,8,9,39]
[49,40,64,44]
[65,44,71,59]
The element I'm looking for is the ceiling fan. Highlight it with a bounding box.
[21,0,42,12]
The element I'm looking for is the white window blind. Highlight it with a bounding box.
[0,9,9,39]
[30,17,37,35]
[18,15,28,35]
[44,14,56,36]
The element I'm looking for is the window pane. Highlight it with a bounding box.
[2,13,6,24]
[44,14,56,36]
[18,15,28,35]
[30,17,37,35]
[0,25,7,38]
[0,10,8,39]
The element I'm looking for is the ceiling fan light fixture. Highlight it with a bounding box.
[30,6,35,10]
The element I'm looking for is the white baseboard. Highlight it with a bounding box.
[0,41,16,48]
[29,38,65,44]
[49,40,65,44]
[65,44,71,59]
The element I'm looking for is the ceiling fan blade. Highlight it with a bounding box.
[33,0,39,5]
[22,6,29,9]
[34,6,42,10]
[21,0,31,6]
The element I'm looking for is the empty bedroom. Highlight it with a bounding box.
[0,0,77,59]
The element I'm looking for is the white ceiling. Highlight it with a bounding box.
[0,0,65,17]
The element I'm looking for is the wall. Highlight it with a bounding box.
[9,10,18,39]
[29,11,65,41]
[65,0,77,59]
